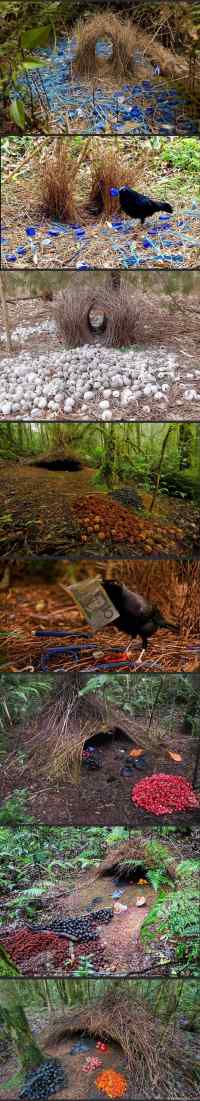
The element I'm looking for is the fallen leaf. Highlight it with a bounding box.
[167,751,182,762]
[129,748,144,758]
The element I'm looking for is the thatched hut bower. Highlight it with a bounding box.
[39,989,197,1099]
[72,13,187,83]
[73,14,138,81]
[54,281,136,348]
[3,676,150,784]
[96,839,177,883]
[22,450,85,472]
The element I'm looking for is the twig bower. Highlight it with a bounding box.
[54,281,136,348]
[39,990,197,1099]
[73,13,187,81]
[73,14,137,80]
[54,284,199,349]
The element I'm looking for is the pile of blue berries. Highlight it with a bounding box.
[19,1058,65,1100]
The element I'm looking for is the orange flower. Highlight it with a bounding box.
[95,1068,127,1097]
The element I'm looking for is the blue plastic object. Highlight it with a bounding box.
[25,226,36,237]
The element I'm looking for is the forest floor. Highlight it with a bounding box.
[0,1031,131,1100]
[3,27,199,137]
[0,1020,200,1101]
[1,140,200,271]
[1,299,200,422]
[0,828,199,978]
[0,461,199,559]
[0,574,200,674]
[1,711,200,827]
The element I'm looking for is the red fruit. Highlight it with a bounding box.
[131,774,199,815]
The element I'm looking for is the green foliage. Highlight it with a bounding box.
[0,674,54,732]
[1,1,62,130]
[0,791,33,825]
[141,872,200,969]
[160,138,200,176]
[147,868,171,892]
[75,955,96,976]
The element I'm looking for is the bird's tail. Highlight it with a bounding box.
[161,620,180,633]
[156,201,173,214]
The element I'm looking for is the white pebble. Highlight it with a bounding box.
[1,402,12,415]
[101,410,112,420]
[185,389,198,400]
[63,399,75,412]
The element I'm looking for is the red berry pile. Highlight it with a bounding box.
[1,928,70,966]
[131,773,200,815]
[1,926,108,974]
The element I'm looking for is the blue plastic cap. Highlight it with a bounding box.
[110,187,119,196]
[25,226,36,237]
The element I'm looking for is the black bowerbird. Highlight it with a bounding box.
[103,580,179,664]
[110,186,173,225]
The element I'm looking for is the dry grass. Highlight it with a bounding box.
[41,989,198,1099]
[86,140,138,220]
[72,12,188,83]
[73,13,137,80]
[54,281,200,348]
[54,278,137,347]
[37,141,77,223]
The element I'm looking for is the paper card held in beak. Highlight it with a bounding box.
[68,577,120,631]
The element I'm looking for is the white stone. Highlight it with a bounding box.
[1,402,12,415]
[185,390,199,400]
[101,410,112,420]
[63,399,75,412]
[111,374,123,386]
[37,397,47,409]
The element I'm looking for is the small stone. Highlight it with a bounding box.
[1,401,12,415]
[112,374,123,386]
[185,389,198,400]
[37,396,47,409]
[63,399,75,412]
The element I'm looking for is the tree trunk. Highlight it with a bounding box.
[0,274,12,353]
